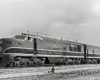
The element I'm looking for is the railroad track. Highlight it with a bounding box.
[1,64,100,80]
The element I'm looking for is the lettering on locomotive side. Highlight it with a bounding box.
[38,50,62,55]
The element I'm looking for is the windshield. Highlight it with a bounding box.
[13,35,26,40]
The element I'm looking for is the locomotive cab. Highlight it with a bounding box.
[0,33,45,67]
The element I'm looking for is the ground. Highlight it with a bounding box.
[1,64,100,80]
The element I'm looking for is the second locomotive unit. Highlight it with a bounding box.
[0,33,100,67]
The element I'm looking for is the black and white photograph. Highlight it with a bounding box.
[0,0,100,80]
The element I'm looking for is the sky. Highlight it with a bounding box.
[0,0,100,46]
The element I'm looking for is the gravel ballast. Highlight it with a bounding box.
[1,64,100,80]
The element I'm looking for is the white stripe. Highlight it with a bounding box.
[3,47,84,54]
[4,53,83,58]
[4,53,100,58]
[37,54,84,58]
[4,53,33,57]
[3,47,33,53]
[88,57,100,58]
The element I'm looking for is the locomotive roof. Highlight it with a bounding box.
[15,33,82,45]
[13,33,100,49]
[40,35,100,49]
[42,36,82,45]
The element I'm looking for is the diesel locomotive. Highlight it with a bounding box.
[0,33,100,67]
